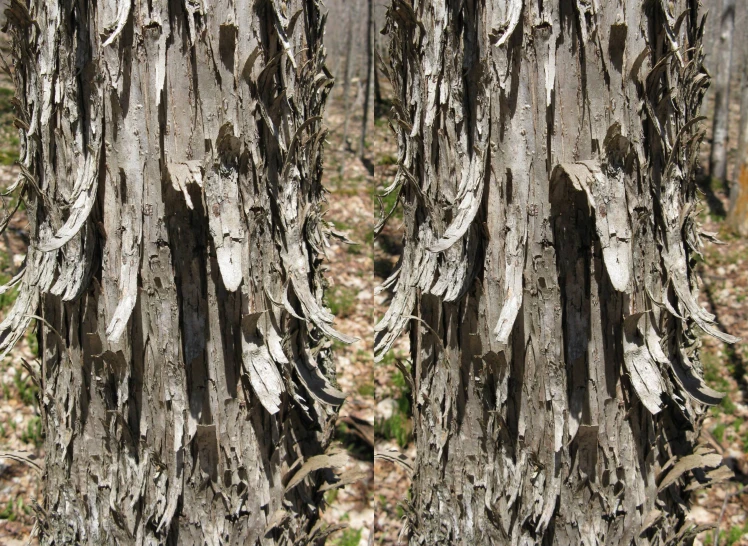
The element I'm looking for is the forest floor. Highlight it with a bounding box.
[688,175,748,546]
[314,83,377,545]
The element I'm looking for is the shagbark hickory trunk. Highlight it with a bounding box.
[377,0,737,544]
[3,0,356,544]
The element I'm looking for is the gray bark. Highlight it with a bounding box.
[342,6,354,150]
[377,0,736,544]
[709,0,736,183]
[359,0,374,160]
[3,0,356,544]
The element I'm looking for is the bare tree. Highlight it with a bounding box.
[728,54,748,235]
[342,5,355,150]
[710,0,736,184]
[2,0,355,543]
[377,0,736,543]
[360,0,375,161]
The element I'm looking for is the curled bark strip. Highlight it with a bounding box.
[646,321,725,406]
[283,450,348,493]
[318,468,370,492]
[289,269,358,344]
[428,144,487,253]
[242,335,284,415]
[0,247,55,359]
[0,451,42,474]
[38,130,102,252]
[50,222,96,302]
[623,313,666,414]
[675,348,727,406]
[493,215,525,344]
[264,510,290,536]
[293,353,347,407]
[684,466,733,492]
[374,226,435,361]
[490,0,523,47]
[665,248,740,344]
[657,447,724,492]
[240,312,284,415]
[266,315,289,365]
[168,161,203,210]
[639,510,664,537]
[101,0,132,47]
[375,447,413,475]
[206,165,244,292]
[551,161,632,293]
[0,268,24,295]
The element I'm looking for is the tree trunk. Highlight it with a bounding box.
[359,0,374,160]
[3,0,355,544]
[709,0,736,184]
[373,6,382,109]
[728,35,748,234]
[342,5,354,151]
[374,45,382,107]
[377,1,736,544]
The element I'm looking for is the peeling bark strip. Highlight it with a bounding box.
[4,0,355,543]
[379,0,738,543]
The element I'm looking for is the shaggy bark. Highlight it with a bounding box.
[377,0,737,544]
[709,0,735,184]
[2,0,356,544]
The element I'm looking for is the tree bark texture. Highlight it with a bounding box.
[3,0,356,544]
[709,0,735,183]
[377,0,737,544]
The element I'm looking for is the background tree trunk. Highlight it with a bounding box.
[377,0,736,544]
[709,0,736,184]
[342,6,355,151]
[728,30,748,234]
[360,0,375,161]
[3,0,354,544]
